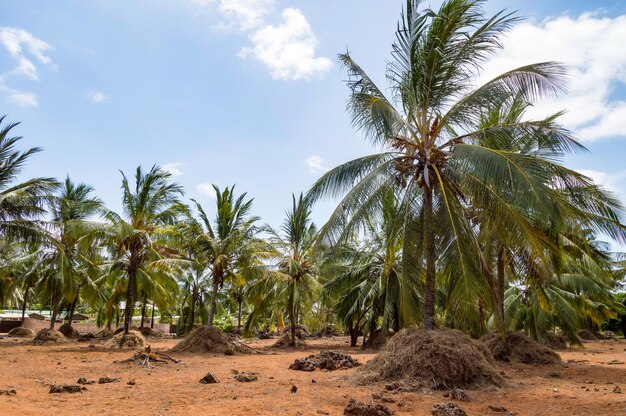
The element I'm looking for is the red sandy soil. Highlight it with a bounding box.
[0,335,625,415]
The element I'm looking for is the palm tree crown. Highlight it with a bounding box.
[308,0,625,330]
[247,194,321,345]
[105,165,184,334]
[0,116,57,242]
[180,185,260,327]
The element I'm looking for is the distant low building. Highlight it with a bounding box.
[0,310,91,322]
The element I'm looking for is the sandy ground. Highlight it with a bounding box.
[0,334,625,415]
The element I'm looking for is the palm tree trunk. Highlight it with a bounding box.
[123,270,136,335]
[496,245,506,334]
[237,299,243,329]
[290,280,297,346]
[50,295,58,330]
[207,277,220,328]
[189,290,197,333]
[140,293,147,328]
[21,285,30,325]
[350,328,359,347]
[423,184,436,331]
[68,286,80,327]
[290,319,297,345]
[348,321,359,347]
[296,306,300,326]
[150,302,155,329]
[478,301,486,335]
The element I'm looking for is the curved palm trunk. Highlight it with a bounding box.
[289,280,297,346]
[50,295,59,330]
[123,270,136,335]
[237,299,243,330]
[478,301,486,335]
[105,308,112,331]
[207,276,220,328]
[21,284,30,325]
[67,286,81,327]
[349,323,359,347]
[423,185,436,331]
[140,293,147,328]
[326,308,334,328]
[290,320,297,345]
[189,288,197,333]
[496,245,506,334]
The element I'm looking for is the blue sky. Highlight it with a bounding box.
[1,0,626,231]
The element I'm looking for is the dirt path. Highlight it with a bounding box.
[0,336,625,415]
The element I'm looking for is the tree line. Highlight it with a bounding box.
[1,0,625,347]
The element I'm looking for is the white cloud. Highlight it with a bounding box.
[239,8,332,81]
[7,90,38,107]
[0,84,38,107]
[190,0,213,7]
[577,169,626,197]
[196,182,217,199]
[306,155,327,174]
[190,0,274,32]
[217,0,274,32]
[11,57,39,80]
[577,169,626,251]
[478,13,626,142]
[0,27,53,80]
[577,102,626,140]
[0,27,54,107]
[189,1,330,81]
[162,162,183,177]
[88,91,110,104]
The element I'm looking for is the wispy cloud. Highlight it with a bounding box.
[577,169,626,197]
[0,27,54,107]
[189,1,331,80]
[196,182,217,199]
[481,13,626,142]
[211,0,274,32]
[239,8,332,81]
[306,155,327,174]
[0,27,54,79]
[88,91,110,104]
[191,0,274,31]
[0,84,38,107]
[162,162,183,177]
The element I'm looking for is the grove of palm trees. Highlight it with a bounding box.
[1,1,626,415]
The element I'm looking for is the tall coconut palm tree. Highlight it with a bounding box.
[323,189,409,346]
[456,93,626,336]
[104,166,184,334]
[0,116,57,320]
[0,241,40,317]
[180,185,259,328]
[227,274,248,331]
[30,178,104,329]
[44,177,105,328]
[246,194,322,345]
[308,0,624,330]
[136,254,180,329]
[176,261,211,334]
[503,228,619,343]
[0,116,57,241]
[12,245,42,324]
